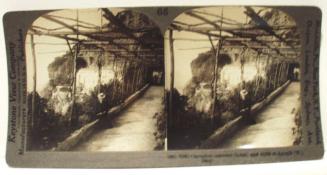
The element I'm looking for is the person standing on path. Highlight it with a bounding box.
[240,81,255,125]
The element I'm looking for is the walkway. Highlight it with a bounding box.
[74,86,164,151]
[219,82,300,149]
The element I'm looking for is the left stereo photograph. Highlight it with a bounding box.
[20,8,166,152]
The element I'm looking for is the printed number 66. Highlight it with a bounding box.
[157,8,168,16]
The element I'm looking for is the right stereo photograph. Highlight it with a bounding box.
[165,6,301,150]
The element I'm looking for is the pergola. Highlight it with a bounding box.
[167,7,301,118]
[28,8,164,127]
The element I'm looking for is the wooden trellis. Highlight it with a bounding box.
[28,8,164,127]
[167,7,301,121]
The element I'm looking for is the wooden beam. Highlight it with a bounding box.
[28,29,81,42]
[185,12,238,36]
[169,24,230,38]
[101,8,158,52]
[244,7,298,51]
[31,26,111,36]
[30,34,37,129]
[192,10,244,25]
[46,14,99,27]
[179,12,291,59]
[208,35,216,53]
[41,15,139,57]
[65,39,74,55]
[45,14,158,33]
[212,38,223,120]
[70,42,80,127]
[168,29,175,126]
[171,22,296,32]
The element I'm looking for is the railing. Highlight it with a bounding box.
[199,80,291,149]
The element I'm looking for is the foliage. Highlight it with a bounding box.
[27,92,72,150]
[153,97,167,150]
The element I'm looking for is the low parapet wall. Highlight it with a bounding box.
[54,84,150,151]
[199,80,291,149]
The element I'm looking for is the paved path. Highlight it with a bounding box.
[74,86,164,151]
[220,82,300,149]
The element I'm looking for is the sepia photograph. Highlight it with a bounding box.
[165,6,302,150]
[3,4,324,168]
[25,8,166,151]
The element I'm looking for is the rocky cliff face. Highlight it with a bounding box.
[183,50,232,113]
